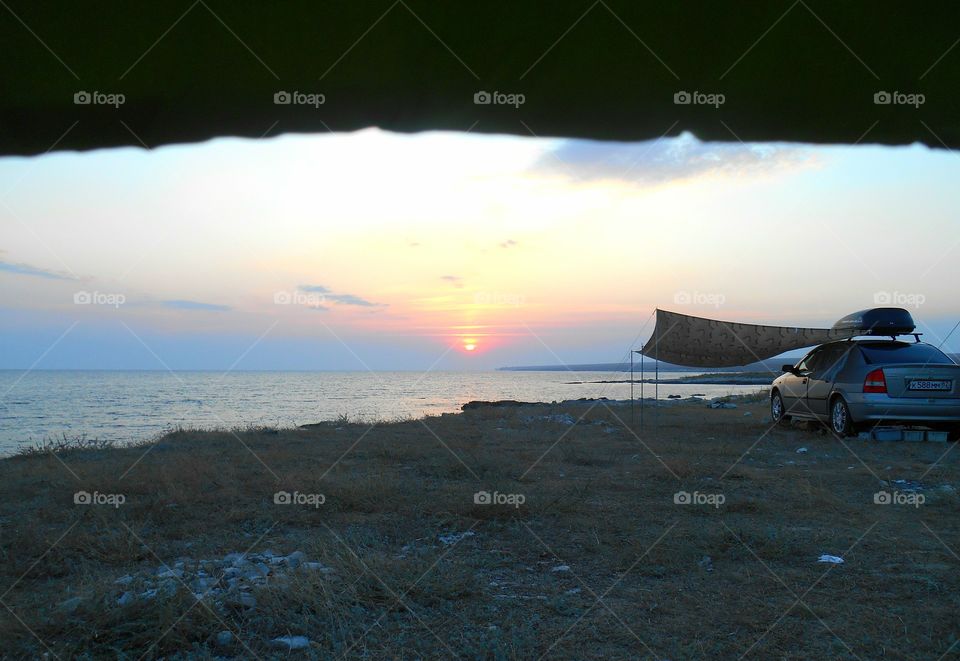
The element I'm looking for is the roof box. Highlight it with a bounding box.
[832,308,916,336]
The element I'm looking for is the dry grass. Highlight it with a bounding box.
[1,395,959,659]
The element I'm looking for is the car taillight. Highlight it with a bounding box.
[864,368,887,393]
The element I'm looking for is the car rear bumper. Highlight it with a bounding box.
[846,392,960,423]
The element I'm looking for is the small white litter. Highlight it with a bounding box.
[551,565,570,573]
[817,554,844,564]
[796,447,808,454]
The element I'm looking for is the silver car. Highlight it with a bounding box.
[770,339,960,437]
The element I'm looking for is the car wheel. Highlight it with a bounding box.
[771,391,790,425]
[830,397,854,437]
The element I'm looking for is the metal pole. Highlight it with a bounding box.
[655,315,660,430]
[630,349,634,426]
[640,346,644,428]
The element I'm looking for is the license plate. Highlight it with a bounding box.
[908,379,952,391]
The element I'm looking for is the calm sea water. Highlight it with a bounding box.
[0,370,762,455]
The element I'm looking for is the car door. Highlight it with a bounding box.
[804,343,850,419]
[780,348,821,415]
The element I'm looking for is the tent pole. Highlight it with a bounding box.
[655,314,660,431]
[640,345,644,429]
[630,349,634,426]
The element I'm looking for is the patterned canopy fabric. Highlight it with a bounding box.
[640,309,856,368]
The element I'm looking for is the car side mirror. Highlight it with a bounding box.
[781,364,796,374]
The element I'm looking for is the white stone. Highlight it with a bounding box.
[272,636,310,650]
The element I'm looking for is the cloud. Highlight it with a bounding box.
[0,258,75,281]
[161,299,231,312]
[325,293,383,307]
[298,285,385,308]
[441,275,464,288]
[299,284,332,294]
[499,240,517,248]
[532,133,811,185]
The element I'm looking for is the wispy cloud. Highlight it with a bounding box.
[441,275,464,288]
[298,285,385,308]
[0,258,75,281]
[299,284,332,294]
[325,293,383,307]
[499,240,517,249]
[533,133,811,185]
[161,300,231,312]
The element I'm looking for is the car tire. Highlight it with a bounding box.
[830,396,855,437]
[771,390,790,425]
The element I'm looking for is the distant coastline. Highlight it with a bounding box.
[498,358,796,373]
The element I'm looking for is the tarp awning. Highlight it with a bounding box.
[640,308,856,368]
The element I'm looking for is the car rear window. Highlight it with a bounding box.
[858,343,955,365]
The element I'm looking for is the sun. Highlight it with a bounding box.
[463,338,478,352]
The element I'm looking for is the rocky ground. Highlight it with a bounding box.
[2,392,959,659]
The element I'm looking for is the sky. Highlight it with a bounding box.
[1,129,959,371]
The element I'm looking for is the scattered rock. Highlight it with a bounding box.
[272,635,310,650]
[550,565,570,573]
[109,549,330,612]
[818,554,844,564]
[707,402,737,409]
[58,596,83,613]
[216,630,233,647]
[698,556,714,572]
[439,531,475,546]
[743,411,752,417]
[796,447,808,454]
[286,550,306,568]
[890,479,924,493]
[565,587,581,595]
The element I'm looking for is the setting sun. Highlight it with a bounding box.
[463,339,478,352]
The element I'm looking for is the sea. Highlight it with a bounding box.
[0,370,764,455]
